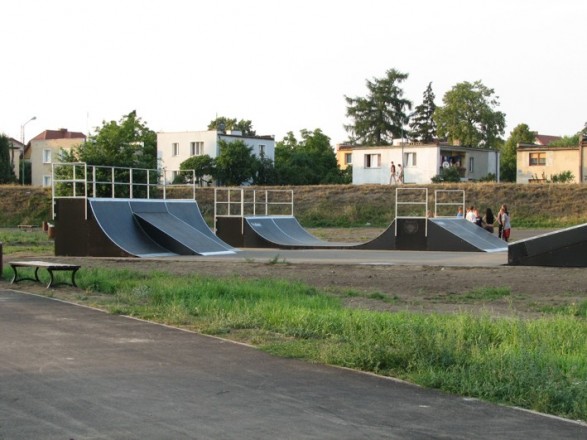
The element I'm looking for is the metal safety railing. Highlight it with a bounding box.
[214,188,294,219]
[51,163,196,219]
[434,189,465,218]
[395,187,429,237]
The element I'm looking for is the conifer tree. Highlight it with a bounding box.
[409,82,437,143]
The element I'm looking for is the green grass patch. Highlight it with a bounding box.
[0,229,54,255]
[65,268,587,422]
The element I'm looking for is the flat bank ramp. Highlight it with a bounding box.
[428,218,508,252]
[130,201,235,256]
[508,223,587,266]
[89,199,175,257]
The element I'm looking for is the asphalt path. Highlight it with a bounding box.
[1,288,585,440]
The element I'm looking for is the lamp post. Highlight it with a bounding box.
[20,116,36,185]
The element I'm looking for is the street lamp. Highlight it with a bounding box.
[20,116,36,185]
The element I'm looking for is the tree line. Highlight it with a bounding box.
[2,68,585,185]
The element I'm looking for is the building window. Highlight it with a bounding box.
[172,143,179,156]
[190,141,203,156]
[43,175,52,187]
[404,152,417,167]
[43,149,52,164]
[469,157,474,172]
[345,153,352,165]
[364,153,381,168]
[258,145,265,157]
[171,170,178,182]
[529,152,546,166]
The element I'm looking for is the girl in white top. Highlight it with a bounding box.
[500,204,511,241]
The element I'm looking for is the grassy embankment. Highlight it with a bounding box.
[2,182,587,228]
[1,231,586,422]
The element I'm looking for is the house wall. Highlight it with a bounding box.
[517,147,580,183]
[157,130,275,183]
[158,131,219,179]
[335,145,353,170]
[29,138,84,187]
[352,143,500,185]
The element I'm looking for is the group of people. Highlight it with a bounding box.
[457,204,511,241]
[389,161,404,184]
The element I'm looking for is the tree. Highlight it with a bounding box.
[63,110,157,169]
[434,80,506,148]
[500,123,535,182]
[0,134,17,183]
[214,139,257,186]
[274,129,341,185]
[344,68,412,145]
[409,82,437,143]
[208,116,256,136]
[179,154,216,185]
[0,136,11,181]
[251,152,277,185]
[549,133,580,147]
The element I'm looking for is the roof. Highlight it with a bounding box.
[534,134,561,145]
[31,129,86,141]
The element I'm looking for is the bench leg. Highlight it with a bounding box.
[46,269,79,288]
[10,266,40,284]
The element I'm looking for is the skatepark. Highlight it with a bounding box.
[2,164,586,438]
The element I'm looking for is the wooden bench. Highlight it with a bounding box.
[18,225,38,231]
[10,261,81,288]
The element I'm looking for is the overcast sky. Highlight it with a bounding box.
[3,0,585,146]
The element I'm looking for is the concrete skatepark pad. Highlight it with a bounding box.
[508,223,587,266]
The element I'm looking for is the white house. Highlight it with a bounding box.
[350,141,500,184]
[157,129,275,183]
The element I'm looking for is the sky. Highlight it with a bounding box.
[2,0,586,146]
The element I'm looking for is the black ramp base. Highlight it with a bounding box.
[508,223,587,266]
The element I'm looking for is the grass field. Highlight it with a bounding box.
[2,249,586,422]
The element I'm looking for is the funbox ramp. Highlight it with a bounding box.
[508,223,587,267]
[89,199,234,257]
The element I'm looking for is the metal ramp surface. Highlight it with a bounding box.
[428,218,508,253]
[130,200,235,256]
[244,216,355,248]
[89,199,175,257]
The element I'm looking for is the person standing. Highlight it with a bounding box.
[482,208,495,233]
[499,204,511,242]
[397,164,404,183]
[389,161,397,184]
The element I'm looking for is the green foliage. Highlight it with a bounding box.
[274,129,343,185]
[215,139,257,186]
[434,80,506,148]
[208,116,256,136]
[549,133,580,147]
[0,134,17,183]
[550,171,574,183]
[179,154,215,185]
[409,82,437,143]
[344,68,412,145]
[431,166,462,183]
[63,110,157,169]
[500,123,535,182]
